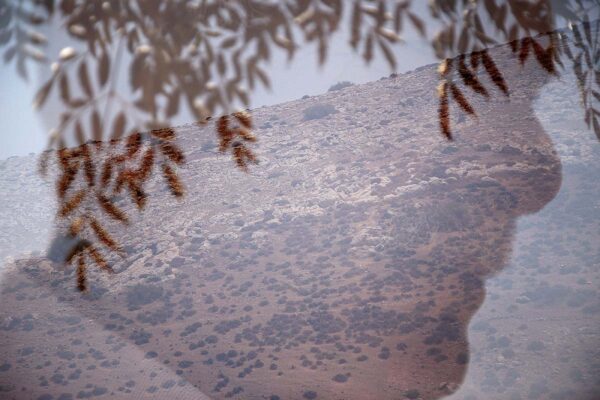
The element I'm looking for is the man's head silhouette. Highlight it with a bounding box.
[0,35,562,400]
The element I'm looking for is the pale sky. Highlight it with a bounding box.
[0,0,576,160]
[0,2,436,160]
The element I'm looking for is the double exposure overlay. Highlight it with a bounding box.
[0,1,599,399]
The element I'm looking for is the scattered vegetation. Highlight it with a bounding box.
[328,81,354,92]
[302,103,337,121]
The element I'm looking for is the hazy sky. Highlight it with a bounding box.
[0,0,577,160]
[0,2,436,160]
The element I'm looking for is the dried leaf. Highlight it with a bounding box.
[127,180,147,209]
[233,145,247,172]
[57,164,78,199]
[450,82,476,116]
[531,39,556,75]
[160,142,185,164]
[457,55,488,97]
[100,162,113,187]
[519,37,531,65]
[90,217,120,252]
[233,110,252,128]
[59,189,86,217]
[114,170,131,193]
[69,217,84,236]
[151,127,176,140]
[97,193,129,223]
[232,144,258,172]
[438,81,451,140]
[137,147,154,181]
[125,131,142,156]
[438,58,452,77]
[82,144,95,186]
[66,239,91,264]
[481,51,509,95]
[76,253,87,291]
[88,245,113,273]
[238,127,256,142]
[162,163,184,197]
[217,116,233,152]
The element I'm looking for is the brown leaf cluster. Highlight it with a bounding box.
[67,240,113,293]
[513,36,559,75]
[217,111,258,172]
[436,49,509,140]
[44,126,187,291]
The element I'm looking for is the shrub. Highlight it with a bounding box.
[332,374,348,383]
[527,340,545,352]
[302,103,336,121]
[328,81,353,91]
[303,391,317,400]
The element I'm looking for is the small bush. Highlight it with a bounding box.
[302,103,336,121]
[332,374,348,383]
[527,340,545,352]
[328,81,353,91]
[303,391,317,400]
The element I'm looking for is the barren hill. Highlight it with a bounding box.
[0,32,599,400]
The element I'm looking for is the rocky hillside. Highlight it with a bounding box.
[0,31,599,400]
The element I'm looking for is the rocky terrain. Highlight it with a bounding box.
[0,34,599,400]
